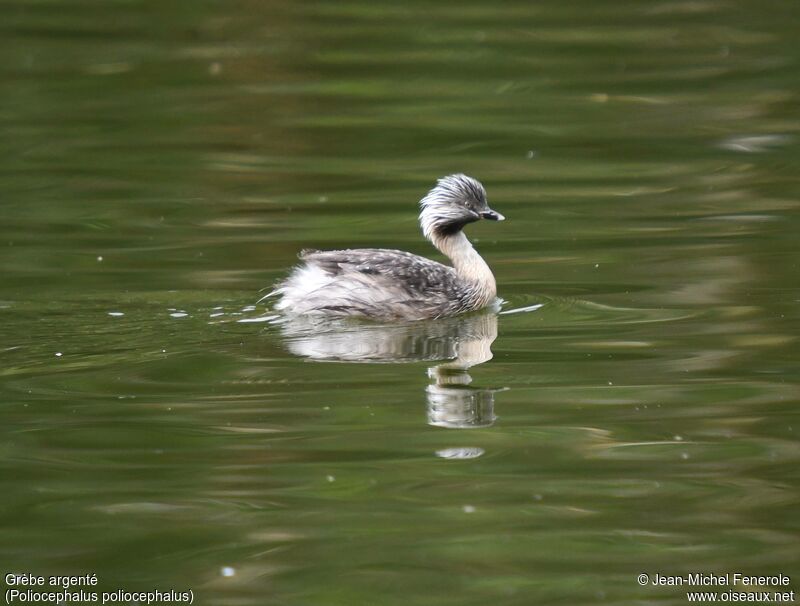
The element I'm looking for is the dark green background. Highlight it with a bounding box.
[1,1,798,604]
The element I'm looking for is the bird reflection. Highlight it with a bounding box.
[277,312,502,428]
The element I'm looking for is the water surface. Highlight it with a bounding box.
[2,0,799,604]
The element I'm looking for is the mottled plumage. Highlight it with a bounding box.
[267,174,504,321]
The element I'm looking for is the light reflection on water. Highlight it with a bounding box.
[277,311,506,429]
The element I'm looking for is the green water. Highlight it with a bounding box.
[2,1,799,604]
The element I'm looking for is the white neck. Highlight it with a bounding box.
[432,231,496,301]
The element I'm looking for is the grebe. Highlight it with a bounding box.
[268,174,504,321]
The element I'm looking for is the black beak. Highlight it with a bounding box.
[480,209,505,221]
